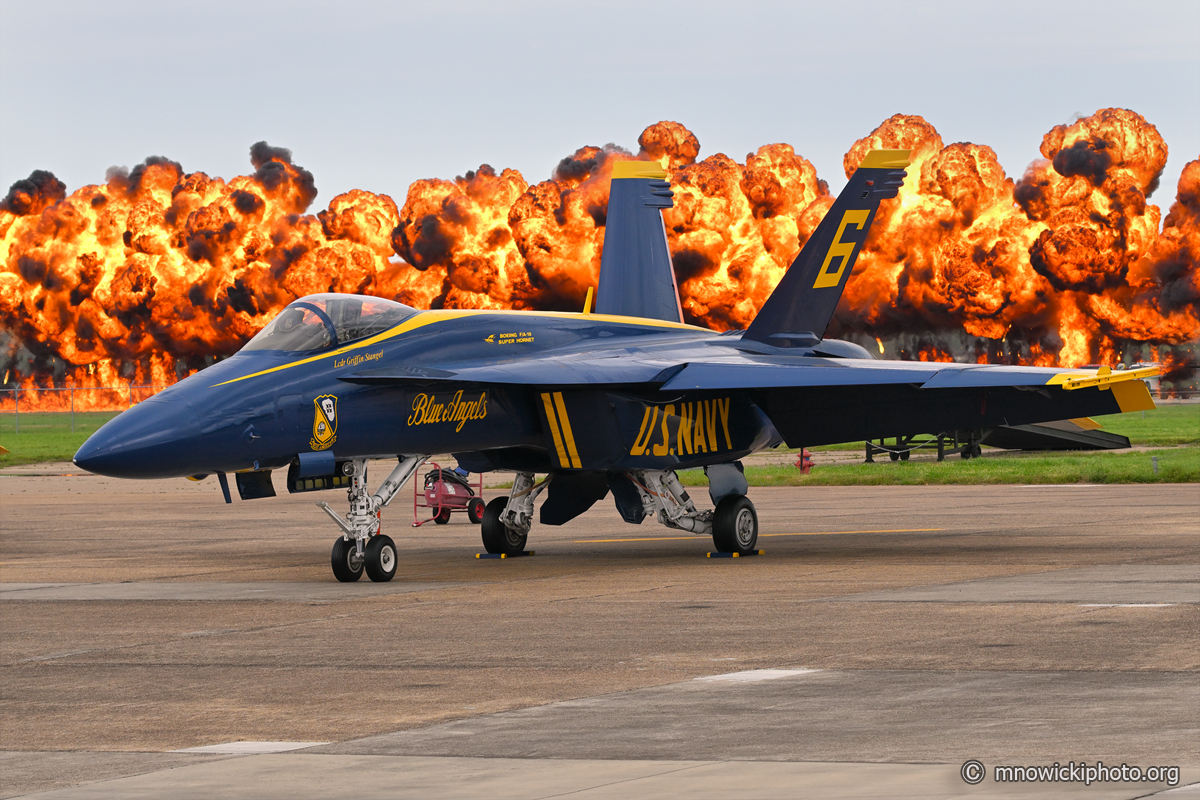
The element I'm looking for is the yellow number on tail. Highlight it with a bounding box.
[813,209,870,289]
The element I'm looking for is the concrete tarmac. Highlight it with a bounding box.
[1,467,1197,798]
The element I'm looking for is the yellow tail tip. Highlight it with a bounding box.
[611,160,669,180]
[858,149,912,169]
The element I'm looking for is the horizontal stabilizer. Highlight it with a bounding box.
[982,421,1131,451]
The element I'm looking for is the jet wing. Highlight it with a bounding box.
[661,358,1157,447]
[339,354,682,387]
[659,360,1151,391]
[660,358,941,390]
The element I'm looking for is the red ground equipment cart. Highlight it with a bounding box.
[413,462,485,527]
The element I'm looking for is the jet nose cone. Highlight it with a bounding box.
[74,395,204,478]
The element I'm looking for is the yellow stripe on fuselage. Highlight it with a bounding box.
[212,309,705,387]
[552,392,583,469]
[540,392,570,467]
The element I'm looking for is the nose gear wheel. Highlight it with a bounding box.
[331,537,364,582]
[364,534,397,582]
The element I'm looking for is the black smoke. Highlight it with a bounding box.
[249,141,317,211]
[1,170,66,215]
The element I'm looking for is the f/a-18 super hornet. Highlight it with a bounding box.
[74,151,1157,582]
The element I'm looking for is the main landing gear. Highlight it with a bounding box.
[480,472,550,555]
[479,465,758,556]
[319,455,426,582]
[624,466,758,554]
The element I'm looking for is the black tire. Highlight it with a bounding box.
[480,496,527,555]
[331,537,364,582]
[433,507,452,525]
[712,495,758,554]
[900,450,910,462]
[364,534,397,582]
[467,497,485,525]
[889,450,900,462]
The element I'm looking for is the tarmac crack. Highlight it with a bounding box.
[529,762,713,798]
[549,583,689,602]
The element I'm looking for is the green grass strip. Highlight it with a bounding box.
[0,412,120,467]
[678,446,1199,486]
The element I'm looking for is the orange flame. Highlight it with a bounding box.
[2,113,1197,411]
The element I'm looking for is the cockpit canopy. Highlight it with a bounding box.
[243,294,417,353]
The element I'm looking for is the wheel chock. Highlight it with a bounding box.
[475,551,537,559]
[706,550,765,558]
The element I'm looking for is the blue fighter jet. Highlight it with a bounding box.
[74,151,1157,582]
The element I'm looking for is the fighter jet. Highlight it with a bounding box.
[74,151,1157,582]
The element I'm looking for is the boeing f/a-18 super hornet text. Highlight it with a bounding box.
[75,151,1158,582]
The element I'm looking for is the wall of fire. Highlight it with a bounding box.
[1,111,1196,411]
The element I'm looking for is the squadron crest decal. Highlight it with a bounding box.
[310,395,338,450]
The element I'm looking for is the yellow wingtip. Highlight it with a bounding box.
[1049,365,1160,390]
[1047,366,1159,413]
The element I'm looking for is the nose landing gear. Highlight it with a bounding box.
[319,455,426,582]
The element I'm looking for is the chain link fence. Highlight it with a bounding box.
[0,386,168,433]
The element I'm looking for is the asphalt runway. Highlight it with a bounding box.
[1,466,1197,799]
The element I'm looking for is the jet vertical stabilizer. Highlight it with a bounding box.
[743,149,910,347]
[595,161,683,323]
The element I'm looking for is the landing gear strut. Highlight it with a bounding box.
[318,455,425,582]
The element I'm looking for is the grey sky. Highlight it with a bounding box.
[1,0,1197,205]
